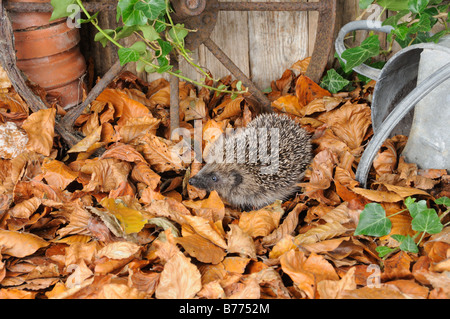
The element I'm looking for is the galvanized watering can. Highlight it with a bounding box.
[335,20,450,187]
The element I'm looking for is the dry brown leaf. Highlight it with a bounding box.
[21,108,55,156]
[280,250,315,299]
[226,224,256,258]
[139,134,187,172]
[101,143,146,163]
[181,214,227,249]
[117,116,160,143]
[380,183,431,198]
[351,187,403,203]
[68,125,102,154]
[340,285,407,299]
[8,196,41,219]
[222,256,251,274]
[81,158,131,193]
[373,139,397,176]
[213,96,244,121]
[295,75,332,106]
[261,203,306,246]
[317,267,356,299]
[182,190,225,223]
[272,94,304,117]
[294,221,349,246]
[131,161,160,190]
[155,251,202,299]
[0,229,49,258]
[290,57,311,75]
[238,201,284,238]
[174,233,226,264]
[42,159,78,190]
[97,241,141,260]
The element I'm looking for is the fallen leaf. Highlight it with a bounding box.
[21,108,55,156]
[0,229,49,257]
[155,251,202,299]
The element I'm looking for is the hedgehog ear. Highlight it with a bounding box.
[231,170,243,187]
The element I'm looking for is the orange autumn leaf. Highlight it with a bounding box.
[174,233,226,264]
[42,158,78,190]
[81,158,131,193]
[295,75,331,106]
[96,88,151,125]
[0,229,49,257]
[212,96,244,121]
[155,251,202,299]
[117,115,160,143]
[131,161,161,190]
[101,143,146,163]
[238,201,284,238]
[100,197,147,234]
[181,214,227,249]
[21,108,55,156]
[272,94,304,117]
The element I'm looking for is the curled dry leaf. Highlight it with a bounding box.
[155,251,202,299]
[213,96,244,121]
[227,224,257,258]
[8,196,41,219]
[317,267,357,299]
[0,229,49,258]
[181,214,227,249]
[131,161,161,190]
[261,203,306,246]
[100,197,147,235]
[42,159,78,190]
[81,158,131,193]
[101,143,146,163]
[238,201,284,238]
[295,75,332,106]
[98,241,141,260]
[21,108,55,156]
[174,233,226,264]
[139,134,187,172]
[117,116,160,143]
[272,95,304,117]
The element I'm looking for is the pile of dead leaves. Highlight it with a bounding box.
[0,58,449,299]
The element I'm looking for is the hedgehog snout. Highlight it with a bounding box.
[189,175,205,189]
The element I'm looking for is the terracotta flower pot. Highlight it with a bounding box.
[11,0,86,108]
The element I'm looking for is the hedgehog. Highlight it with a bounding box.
[188,113,312,210]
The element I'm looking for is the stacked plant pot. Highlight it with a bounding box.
[10,0,86,108]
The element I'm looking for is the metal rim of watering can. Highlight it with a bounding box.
[355,61,450,188]
[335,20,394,81]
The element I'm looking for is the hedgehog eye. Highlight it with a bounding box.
[211,175,218,182]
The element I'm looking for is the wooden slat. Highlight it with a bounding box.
[247,0,308,90]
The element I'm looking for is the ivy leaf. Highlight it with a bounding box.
[377,0,409,11]
[94,29,116,47]
[354,203,392,237]
[376,246,396,258]
[156,39,173,57]
[382,10,410,26]
[139,25,161,41]
[359,0,375,9]
[118,47,141,65]
[404,197,428,218]
[408,0,430,14]
[169,24,189,44]
[411,208,443,234]
[50,0,77,21]
[399,235,419,253]
[341,35,380,73]
[117,0,165,26]
[435,196,450,206]
[320,69,350,93]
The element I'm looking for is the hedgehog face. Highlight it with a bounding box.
[188,163,243,196]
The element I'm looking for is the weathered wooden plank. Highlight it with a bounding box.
[247,0,308,90]
[196,0,250,84]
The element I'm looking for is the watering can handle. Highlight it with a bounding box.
[335,20,394,81]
